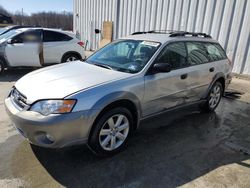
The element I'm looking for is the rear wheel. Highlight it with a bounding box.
[62,53,81,63]
[88,107,133,156]
[201,81,223,112]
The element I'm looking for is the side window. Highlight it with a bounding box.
[23,30,41,43]
[12,30,41,43]
[186,42,210,65]
[205,43,227,61]
[43,30,72,42]
[156,42,188,69]
[12,33,24,43]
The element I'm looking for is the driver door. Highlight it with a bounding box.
[5,30,42,67]
[142,42,191,117]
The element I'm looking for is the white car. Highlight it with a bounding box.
[0,28,85,73]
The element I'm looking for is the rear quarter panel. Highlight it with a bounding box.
[43,39,84,64]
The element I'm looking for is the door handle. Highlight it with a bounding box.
[180,73,188,80]
[209,67,215,72]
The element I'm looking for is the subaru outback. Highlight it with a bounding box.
[5,31,232,155]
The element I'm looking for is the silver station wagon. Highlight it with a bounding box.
[5,31,232,155]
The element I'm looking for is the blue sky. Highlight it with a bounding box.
[0,0,73,14]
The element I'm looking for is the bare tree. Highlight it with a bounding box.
[12,11,73,30]
[0,5,73,30]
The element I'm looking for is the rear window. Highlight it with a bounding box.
[205,43,227,61]
[186,42,210,65]
[43,30,72,42]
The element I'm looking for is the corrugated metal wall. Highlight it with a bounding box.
[74,0,250,74]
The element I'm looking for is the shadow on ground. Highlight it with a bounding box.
[0,68,34,82]
[25,99,250,188]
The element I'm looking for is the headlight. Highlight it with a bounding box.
[30,100,76,116]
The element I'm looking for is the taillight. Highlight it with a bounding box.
[78,41,85,48]
[228,58,233,66]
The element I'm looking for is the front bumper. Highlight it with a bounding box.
[5,97,99,148]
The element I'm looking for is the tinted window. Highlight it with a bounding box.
[156,42,188,69]
[43,30,72,42]
[12,30,41,43]
[205,43,227,61]
[186,42,210,65]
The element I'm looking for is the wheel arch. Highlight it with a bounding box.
[203,73,226,99]
[88,92,142,141]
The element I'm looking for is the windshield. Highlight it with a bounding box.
[0,27,8,35]
[87,39,160,73]
[0,30,19,41]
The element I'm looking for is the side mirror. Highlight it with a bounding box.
[7,39,14,44]
[152,63,171,73]
[7,38,21,44]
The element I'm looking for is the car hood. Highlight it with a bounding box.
[15,61,131,104]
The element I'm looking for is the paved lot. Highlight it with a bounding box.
[0,69,250,188]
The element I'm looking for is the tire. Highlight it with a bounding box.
[0,59,5,75]
[88,107,133,156]
[201,81,223,112]
[61,53,81,63]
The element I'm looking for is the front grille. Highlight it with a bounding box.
[11,88,29,110]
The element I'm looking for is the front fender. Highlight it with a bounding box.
[92,91,142,118]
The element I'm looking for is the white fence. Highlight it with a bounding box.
[74,0,250,74]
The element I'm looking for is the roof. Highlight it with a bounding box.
[122,33,218,44]
[12,27,76,38]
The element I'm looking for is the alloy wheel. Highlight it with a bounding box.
[209,85,221,109]
[66,56,77,62]
[99,114,130,151]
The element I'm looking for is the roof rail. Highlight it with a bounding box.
[169,31,212,38]
[131,30,211,38]
[132,30,178,35]
[132,31,149,35]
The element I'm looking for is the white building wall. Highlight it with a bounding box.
[74,0,250,74]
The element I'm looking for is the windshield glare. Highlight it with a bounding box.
[0,30,19,41]
[87,40,160,73]
[0,27,8,35]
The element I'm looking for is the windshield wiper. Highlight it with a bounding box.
[93,63,113,70]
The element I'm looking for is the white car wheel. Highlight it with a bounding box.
[66,56,78,62]
[0,60,5,74]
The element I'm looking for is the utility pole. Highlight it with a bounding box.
[21,8,23,25]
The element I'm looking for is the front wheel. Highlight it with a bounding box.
[88,107,133,156]
[201,82,223,112]
[0,59,5,74]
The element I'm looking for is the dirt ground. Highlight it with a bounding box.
[0,69,250,188]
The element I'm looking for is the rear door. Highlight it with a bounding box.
[205,42,230,75]
[183,41,214,103]
[43,30,73,64]
[5,30,42,67]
